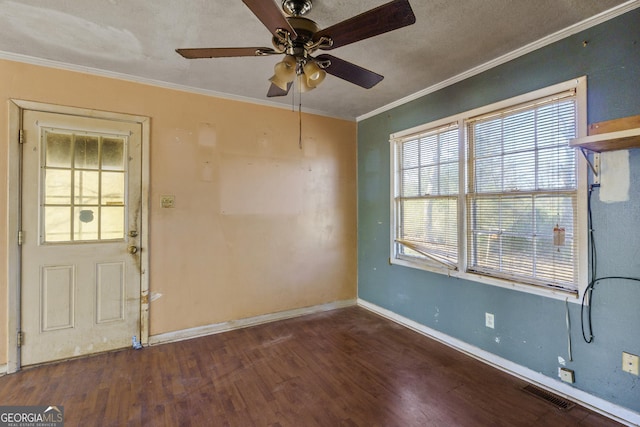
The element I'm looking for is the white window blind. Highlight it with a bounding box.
[466,91,579,291]
[395,123,459,269]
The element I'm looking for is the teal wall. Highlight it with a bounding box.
[357,9,640,413]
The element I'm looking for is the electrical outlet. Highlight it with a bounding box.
[559,367,575,383]
[485,312,495,329]
[622,352,639,375]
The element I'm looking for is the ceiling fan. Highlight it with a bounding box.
[176,0,416,97]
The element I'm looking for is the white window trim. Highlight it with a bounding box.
[390,77,588,302]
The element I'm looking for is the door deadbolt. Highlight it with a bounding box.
[129,230,138,237]
[128,245,139,254]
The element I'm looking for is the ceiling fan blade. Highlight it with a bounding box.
[267,82,293,97]
[242,0,298,39]
[176,47,277,59]
[316,54,383,89]
[313,0,416,50]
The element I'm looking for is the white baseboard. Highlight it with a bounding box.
[0,364,6,376]
[149,299,357,346]
[358,298,640,427]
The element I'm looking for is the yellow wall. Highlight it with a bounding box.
[0,59,357,364]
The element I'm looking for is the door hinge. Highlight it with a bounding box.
[18,230,23,246]
[17,331,24,348]
[19,129,24,144]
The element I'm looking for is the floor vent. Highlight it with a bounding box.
[522,384,575,410]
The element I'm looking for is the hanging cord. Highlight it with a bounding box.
[565,298,573,361]
[580,184,640,343]
[299,90,303,150]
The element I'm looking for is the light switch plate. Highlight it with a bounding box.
[622,352,639,375]
[161,195,175,208]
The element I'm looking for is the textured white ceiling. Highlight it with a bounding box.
[0,0,633,119]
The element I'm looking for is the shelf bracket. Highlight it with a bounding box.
[579,148,600,184]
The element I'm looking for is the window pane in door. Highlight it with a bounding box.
[102,138,125,171]
[74,135,100,169]
[74,171,100,205]
[74,207,99,241]
[45,132,72,168]
[101,172,125,206]
[44,169,72,205]
[44,206,71,242]
[101,207,125,240]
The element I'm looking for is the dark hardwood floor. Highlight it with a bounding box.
[0,307,622,426]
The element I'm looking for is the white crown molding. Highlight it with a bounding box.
[358,298,640,427]
[0,51,348,120]
[148,299,357,346]
[357,0,640,122]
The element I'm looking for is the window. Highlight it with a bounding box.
[391,78,587,298]
[394,123,459,269]
[42,128,128,243]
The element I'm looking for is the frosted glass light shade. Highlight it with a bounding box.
[269,74,290,91]
[303,61,326,88]
[275,55,296,81]
[270,55,297,90]
[297,74,315,93]
[282,55,297,68]
[303,61,321,80]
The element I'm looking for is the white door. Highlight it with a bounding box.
[20,110,142,366]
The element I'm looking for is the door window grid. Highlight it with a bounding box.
[42,129,127,243]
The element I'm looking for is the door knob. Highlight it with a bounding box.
[128,245,139,254]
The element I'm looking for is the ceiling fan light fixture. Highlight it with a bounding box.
[271,55,297,89]
[273,62,294,81]
[302,61,321,80]
[269,74,290,91]
[304,64,326,88]
[282,54,297,68]
[282,0,313,17]
[297,73,315,93]
[306,70,326,88]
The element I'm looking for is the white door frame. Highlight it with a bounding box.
[6,100,150,373]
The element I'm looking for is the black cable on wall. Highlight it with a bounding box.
[581,184,640,343]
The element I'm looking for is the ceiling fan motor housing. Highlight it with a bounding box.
[273,16,320,60]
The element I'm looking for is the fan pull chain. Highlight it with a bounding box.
[299,91,303,150]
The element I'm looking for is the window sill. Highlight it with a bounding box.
[390,256,581,303]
